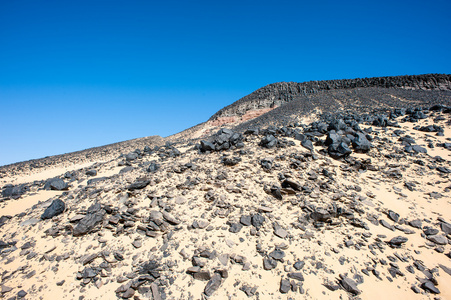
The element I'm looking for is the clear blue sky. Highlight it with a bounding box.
[1,0,450,166]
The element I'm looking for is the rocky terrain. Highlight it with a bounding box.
[1,74,451,299]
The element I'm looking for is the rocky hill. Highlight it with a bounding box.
[1,74,451,300]
[209,74,451,122]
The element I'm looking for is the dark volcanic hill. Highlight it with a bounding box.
[170,74,451,141]
[210,74,451,121]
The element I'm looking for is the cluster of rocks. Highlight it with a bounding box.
[199,129,244,152]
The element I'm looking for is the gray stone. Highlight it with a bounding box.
[251,214,265,229]
[388,210,399,223]
[204,274,222,296]
[440,222,451,235]
[409,219,422,229]
[229,223,243,233]
[421,281,440,294]
[280,278,290,293]
[126,180,150,191]
[427,235,448,245]
[263,258,277,270]
[287,272,304,281]
[340,277,361,295]
[301,139,314,151]
[269,249,285,261]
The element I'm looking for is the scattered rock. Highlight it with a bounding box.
[204,274,222,296]
[41,199,66,220]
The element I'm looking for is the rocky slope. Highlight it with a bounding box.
[1,75,451,300]
[1,101,451,299]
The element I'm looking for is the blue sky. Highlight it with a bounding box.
[1,0,450,166]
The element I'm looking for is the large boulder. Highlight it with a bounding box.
[328,142,352,158]
[352,133,371,152]
[44,178,68,191]
[328,119,347,131]
[325,131,342,146]
[260,135,278,148]
[41,199,66,220]
[73,203,105,236]
[2,184,28,199]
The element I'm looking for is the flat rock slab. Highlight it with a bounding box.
[204,274,222,296]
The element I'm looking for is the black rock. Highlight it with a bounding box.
[260,135,278,148]
[229,223,243,233]
[328,142,352,158]
[81,267,98,278]
[44,178,68,191]
[251,214,265,229]
[409,219,422,229]
[244,128,259,135]
[380,219,395,231]
[86,169,97,176]
[17,290,27,298]
[328,119,347,131]
[87,177,107,185]
[373,115,388,127]
[388,236,408,246]
[260,158,273,170]
[193,271,211,281]
[427,234,448,245]
[200,140,215,152]
[411,145,427,154]
[147,161,160,173]
[271,186,283,200]
[423,227,439,236]
[119,166,134,173]
[437,166,451,173]
[418,125,443,133]
[311,208,332,222]
[352,132,371,152]
[340,277,361,295]
[240,215,252,226]
[421,281,440,294]
[73,203,105,236]
[41,199,66,220]
[221,156,241,166]
[127,180,150,191]
[325,131,342,146]
[281,179,301,191]
[301,139,314,151]
[287,272,304,281]
[122,288,135,298]
[387,210,400,223]
[126,152,139,161]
